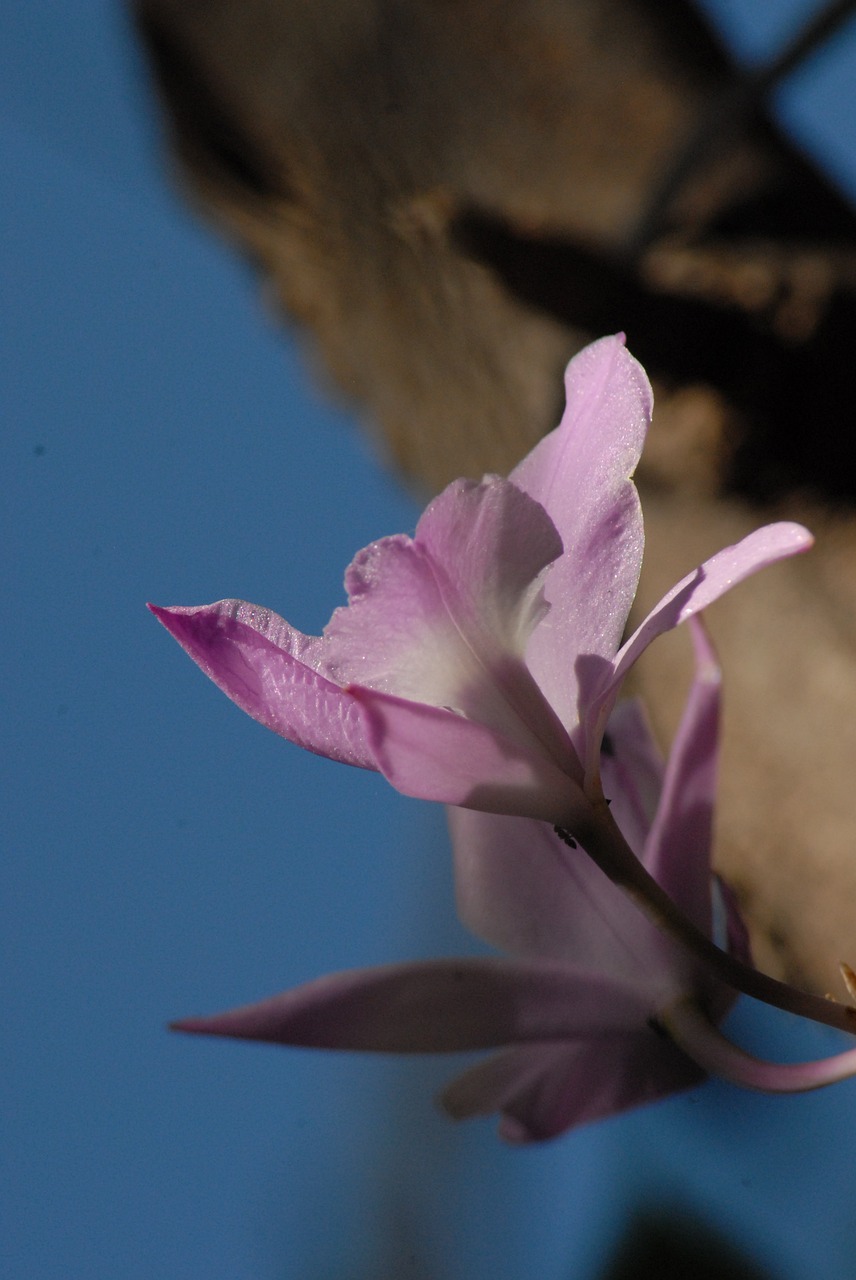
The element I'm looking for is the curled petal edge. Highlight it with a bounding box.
[149,602,374,769]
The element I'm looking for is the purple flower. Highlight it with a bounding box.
[173,622,747,1140]
[151,336,809,829]
[154,334,856,1136]
[170,623,856,1140]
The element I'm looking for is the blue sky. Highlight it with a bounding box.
[4,3,856,1277]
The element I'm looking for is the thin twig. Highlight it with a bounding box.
[557,812,856,1037]
[626,0,856,257]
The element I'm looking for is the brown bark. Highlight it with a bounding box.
[131,0,856,996]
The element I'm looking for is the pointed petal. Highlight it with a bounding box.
[511,336,651,728]
[642,617,720,935]
[583,521,813,756]
[441,1031,702,1141]
[354,687,584,822]
[172,959,653,1052]
[450,809,680,988]
[610,521,811,701]
[149,602,374,768]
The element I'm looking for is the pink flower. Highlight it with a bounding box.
[173,624,748,1140]
[150,336,809,829]
[170,623,856,1140]
[154,334,856,1136]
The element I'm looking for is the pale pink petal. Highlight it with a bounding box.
[320,534,478,700]
[618,520,812,668]
[355,688,585,822]
[450,809,682,989]
[452,810,593,960]
[172,959,652,1052]
[511,336,651,729]
[642,618,720,935]
[450,700,672,975]
[663,999,856,1094]
[599,697,665,863]
[590,522,812,734]
[441,1032,702,1141]
[321,476,561,703]
[149,602,374,768]
[413,476,563,654]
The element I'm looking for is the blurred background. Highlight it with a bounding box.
[4,2,856,1276]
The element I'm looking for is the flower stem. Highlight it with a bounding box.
[561,807,856,1037]
[661,998,856,1092]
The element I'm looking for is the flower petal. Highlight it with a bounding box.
[149,601,374,768]
[583,520,813,761]
[354,687,585,822]
[414,475,564,656]
[452,810,592,960]
[172,958,653,1052]
[599,697,665,863]
[321,476,561,697]
[642,617,720,935]
[440,1042,565,1123]
[449,699,678,977]
[663,999,856,1094]
[450,808,683,990]
[441,1031,702,1141]
[320,477,577,770]
[511,336,651,729]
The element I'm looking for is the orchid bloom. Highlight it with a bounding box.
[153,334,856,1135]
[172,625,856,1139]
[173,625,737,1140]
[150,335,808,831]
